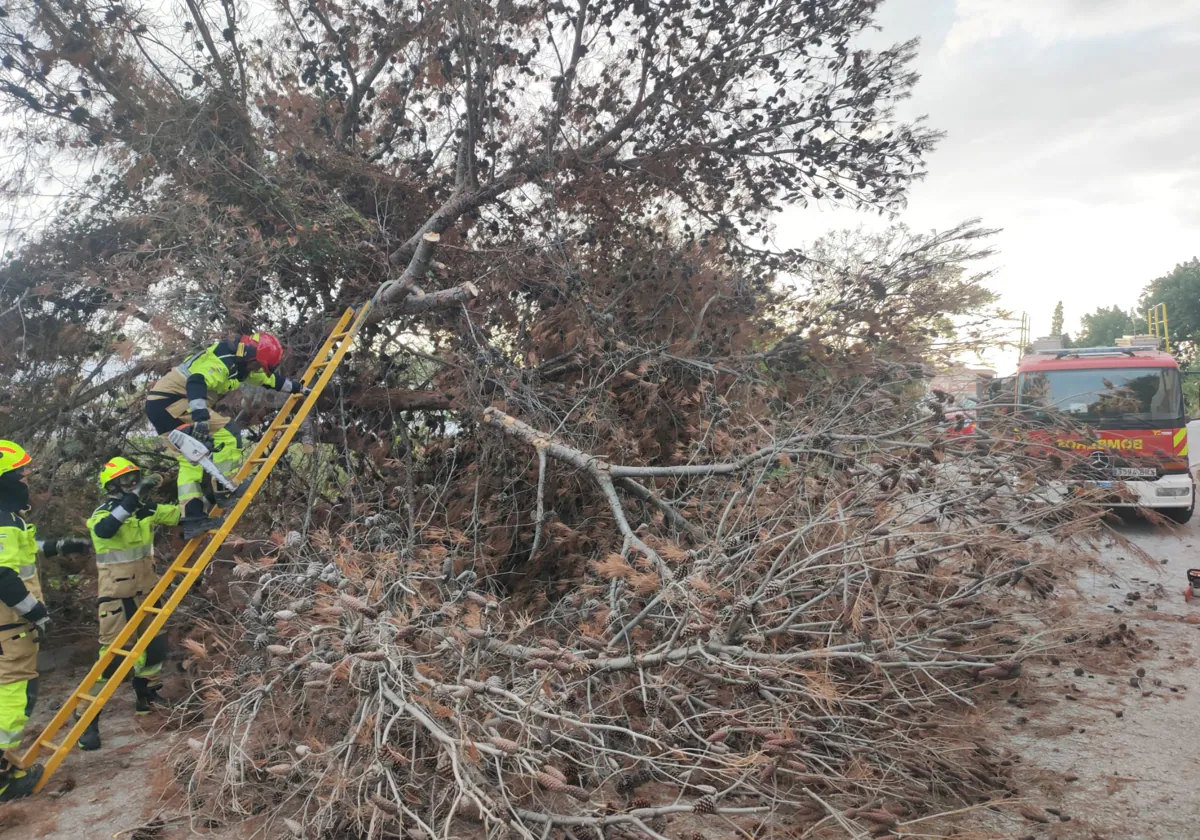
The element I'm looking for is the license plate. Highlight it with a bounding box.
[1112,467,1157,478]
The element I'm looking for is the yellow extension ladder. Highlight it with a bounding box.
[1147,302,1170,352]
[20,304,371,792]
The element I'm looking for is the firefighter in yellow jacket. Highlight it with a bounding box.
[76,457,180,752]
[144,331,306,539]
[0,442,89,800]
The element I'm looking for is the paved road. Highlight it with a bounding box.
[991,420,1200,839]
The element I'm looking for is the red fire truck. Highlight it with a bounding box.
[1016,336,1194,522]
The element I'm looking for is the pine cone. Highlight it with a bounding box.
[563,785,590,802]
[339,592,378,618]
[693,796,716,815]
[535,772,567,792]
[764,579,784,599]
[486,675,503,689]
[253,632,271,650]
[488,736,519,754]
[579,635,607,650]
[630,797,652,810]
[618,769,651,793]
[369,792,400,815]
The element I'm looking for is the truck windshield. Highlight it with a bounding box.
[1018,367,1183,429]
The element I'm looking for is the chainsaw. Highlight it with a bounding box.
[168,428,244,496]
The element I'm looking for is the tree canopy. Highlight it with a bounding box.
[1075,305,1137,348]
[1140,258,1200,362]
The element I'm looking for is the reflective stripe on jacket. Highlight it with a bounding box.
[87,501,180,567]
[0,512,42,629]
[176,341,280,398]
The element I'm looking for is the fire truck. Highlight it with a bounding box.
[1016,334,1194,522]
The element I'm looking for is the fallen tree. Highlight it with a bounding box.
[0,2,1116,837]
[168,346,1108,838]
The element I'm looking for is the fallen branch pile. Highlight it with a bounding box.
[173,367,1101,840]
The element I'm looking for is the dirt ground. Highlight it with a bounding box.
[0,641,238,840]
[5,450,1200,839]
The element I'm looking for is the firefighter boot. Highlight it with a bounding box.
[180,498,224,541]
[77,711,101,751]
[0,760,43,802]
[133,677,175,715]
[181,515,224,541]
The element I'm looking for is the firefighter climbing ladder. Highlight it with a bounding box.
[20,303,372,791]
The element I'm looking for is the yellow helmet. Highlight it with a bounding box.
[99,457,140,491]
[0,441,31,477]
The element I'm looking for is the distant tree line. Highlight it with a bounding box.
[1045,258,1200,360]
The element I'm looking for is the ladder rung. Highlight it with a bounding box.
[175,565,201,574]
[108,647,135,658]
[40,739,62,752]
[74,692,96,703]
[142,605,163,615]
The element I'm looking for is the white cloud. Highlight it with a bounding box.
[944,0,1200,54]
[774,0,1200,376]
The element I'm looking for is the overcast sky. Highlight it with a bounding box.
[776,0,1200,372]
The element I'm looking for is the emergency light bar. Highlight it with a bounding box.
[1032,346,1153,359]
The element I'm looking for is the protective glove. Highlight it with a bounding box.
[134,473,163,497]
[281,378,311,397]
[190,420,212,446]
[57,538,91,556]
[32,614,50,645]
[36,538,91,556]
[19,598,49,643]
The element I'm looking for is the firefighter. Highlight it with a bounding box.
[77,457,180,752]
[145,331,307,539]
[0,442,89,801]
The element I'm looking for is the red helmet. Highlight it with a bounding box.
[239,332,283,372]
